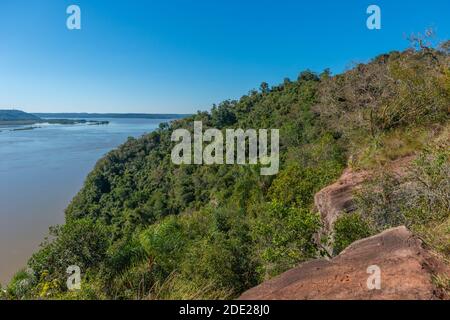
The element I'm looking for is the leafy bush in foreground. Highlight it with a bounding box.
[333,213,374,255]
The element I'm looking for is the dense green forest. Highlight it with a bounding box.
[2,39,449,300]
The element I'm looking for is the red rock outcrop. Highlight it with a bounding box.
[314,168,370,234]
[314,155,415,236]
[239,226,449,300]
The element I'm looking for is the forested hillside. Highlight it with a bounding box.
[0,110,40,121]
[3,40,449,300]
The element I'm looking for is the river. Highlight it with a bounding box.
[0,118,171,285]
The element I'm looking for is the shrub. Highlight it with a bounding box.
[100,235,148,299]
[252,201,321,278]
[355,148,450,258]
[316,47,449,139]
[0,285,5,300]
[28,218,110,294]
[6,268,37,300]
[269,161,342,208]
[356,173,408,229]
[333,213,374,254]
[148,272,233,300]
[139,216,186,281]
[179,207,259,297]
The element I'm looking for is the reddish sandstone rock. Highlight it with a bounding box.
[314,168,370,234]
[314,156,415,236]
[239,226,449,300]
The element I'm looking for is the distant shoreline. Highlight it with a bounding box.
[32,113,191,119]
[0,119,109,126]
[0,109,191,131]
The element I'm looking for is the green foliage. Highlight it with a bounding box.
[180,207,259,295]
[333,213,374,254]
[252,201,321,278]
[355,173,407,229]
[356,147,450,258]
[211,102,237,127]
[316,46,449,141]
[28,218,110,296]
[140,216,186,280]
[269,161,343,208]
[99,235,148,299]
[12,44,449,300]
[148,272,233,300]
[56,279,107,300]
[298,70,319,82]
[352,126,430,170]
[0,285,5,300]
[432,274,450,298]
[180,234,256,296]
[6,269,37,300]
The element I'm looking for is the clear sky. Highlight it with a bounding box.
[0,0,449,114]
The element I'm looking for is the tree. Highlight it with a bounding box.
[298,70,319,82]
[259,82,270,94]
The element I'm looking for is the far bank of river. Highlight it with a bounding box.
[0,119,109,126]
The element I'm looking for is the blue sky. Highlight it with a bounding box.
[0,0,449,114]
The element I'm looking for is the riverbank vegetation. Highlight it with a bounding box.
[5,38,449,300]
